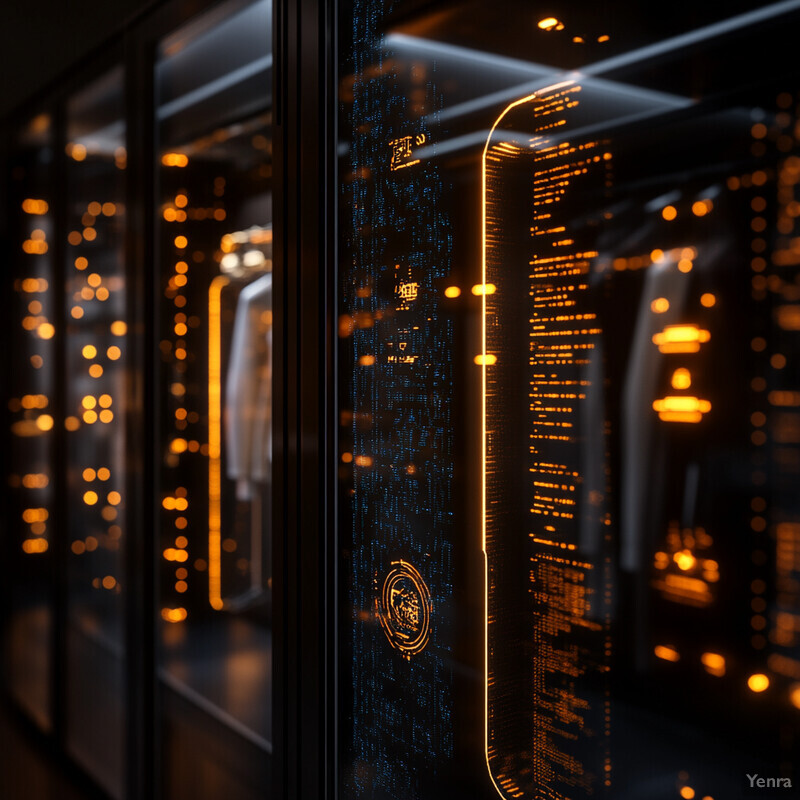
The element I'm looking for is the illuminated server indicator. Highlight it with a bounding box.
[482,83,612,799]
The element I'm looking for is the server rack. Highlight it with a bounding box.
[4,2,800,800]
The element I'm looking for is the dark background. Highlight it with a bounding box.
[0,0,153,117]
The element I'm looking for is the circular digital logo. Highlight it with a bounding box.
[377,560,432,659]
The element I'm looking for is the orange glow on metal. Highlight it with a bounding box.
[652,324,710,353]
[654,645,680,662]
[208,275,229,611]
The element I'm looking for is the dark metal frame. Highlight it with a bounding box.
[272,0,337,797]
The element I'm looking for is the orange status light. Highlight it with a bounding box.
[161,607,188,623]
[651,297,669,313]
[537,17,560,30]
[662,205,677,221]
[654,645,680,662]
[162,153,189,168]
[653,395,711,423]
[701,652,726,677]
[474,354,497,365]
[671,368,692,390]
[444,286,461,298]
[748,673,770,693]
[471,283,497,296]
[652,324,710,353]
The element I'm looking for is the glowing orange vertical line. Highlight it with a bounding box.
[208,275,229,611]
[481,82,574,799]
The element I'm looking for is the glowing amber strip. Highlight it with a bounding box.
[652,324,710,353]
[481,81,575,800]
[653,395,711,424]
[208,275,229,611]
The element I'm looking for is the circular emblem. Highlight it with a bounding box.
[377,560,432,659]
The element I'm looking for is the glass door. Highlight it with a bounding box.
[154,2,273,797]
[336,2,800,798]
[4,111,57,732]
[63,64,128,799]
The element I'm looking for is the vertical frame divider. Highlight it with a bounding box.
[51,98,69,748]
[124,33,159,800]
[273,0,337,797]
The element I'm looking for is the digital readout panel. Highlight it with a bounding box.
[483,83,613,800]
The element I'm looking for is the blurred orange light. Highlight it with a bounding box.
[748,673,770,692]
[654,645,680,662]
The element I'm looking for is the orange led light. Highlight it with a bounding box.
[700,292,716,307]
[661,205,677,221]
[208,275,229,611]
[472,283,496,296]
[651,297,669,313]
[162,153,189,168]
[474,354,497,365]
[671,368,692,390]
[35,414,54,431]
[701,652,726,677]
[444,286,461,298]
[537,17,559,30]
[161,607,188,622]
[748,673,770,693]
[652,324,710,353]
[653,395,711,423]
[654,645,680,662]
[22,538,49,554]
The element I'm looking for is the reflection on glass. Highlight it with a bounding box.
[338,2,800,798]
[63,65,127,799]
[155,2,272,796]
[6,112,56,730]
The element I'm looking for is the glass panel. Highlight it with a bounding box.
[5,112,57,731]
[63,65,127,799]
[155,2,272,797]
[337,2,800,798]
